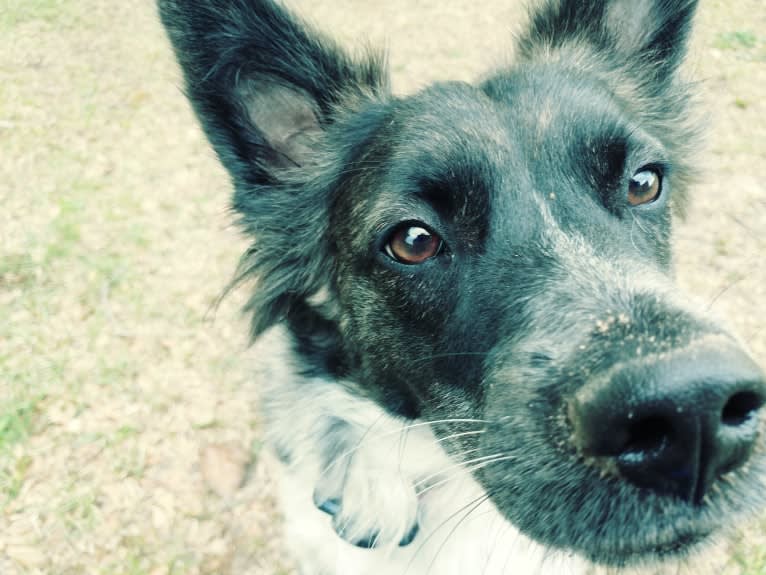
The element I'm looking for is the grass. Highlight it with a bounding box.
[0,398,39,451]
[0,385,43,506]
[0,451,34,505]
[0,0,72,29]
[730,525,766,574]
[0,254,36,289]
[0,0,764,573]
[715,30,759,50]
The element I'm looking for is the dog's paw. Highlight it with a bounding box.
[312,455,420,549]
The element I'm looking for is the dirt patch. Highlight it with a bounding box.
[0,0,764,574]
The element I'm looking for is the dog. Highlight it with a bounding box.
[158,0,766,573]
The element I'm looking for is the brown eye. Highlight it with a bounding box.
[628,168,662,206]
[384,224,442,265]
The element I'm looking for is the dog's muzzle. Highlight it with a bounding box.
[569,336,766,503]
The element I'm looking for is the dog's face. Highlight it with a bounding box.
[160,0,766,567]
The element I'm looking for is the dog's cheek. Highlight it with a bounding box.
[473,359,609,551]
[334,267,479,411]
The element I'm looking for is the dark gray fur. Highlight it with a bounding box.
[158,0,766,569]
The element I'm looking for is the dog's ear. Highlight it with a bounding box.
[158,0,388,335]
[158,0,386,183]
[518,0,699,85]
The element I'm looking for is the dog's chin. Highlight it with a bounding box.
[478,454,763,571]
[523,494,736,570]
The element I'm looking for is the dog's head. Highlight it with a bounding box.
[159,0,766,567]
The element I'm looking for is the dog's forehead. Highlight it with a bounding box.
[388,69,641,180]
[495,66,647,156]
[389,82,513,168]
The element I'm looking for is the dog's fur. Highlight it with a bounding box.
[158,0,766,573]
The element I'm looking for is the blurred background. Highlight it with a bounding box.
[1,0,764,573]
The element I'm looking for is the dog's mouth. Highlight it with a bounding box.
[585,524,713,566]
[617,497,717,559]
[478,455,739,567]
[478,434,763,567]
[641,530,711,556]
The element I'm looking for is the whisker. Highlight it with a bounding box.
[397,423,409,475]
[401,418,490,429]
[412,448,486,490]
[316,418,488,479]
[629,211,649,255]
[425,492,493,575]
[414,451,507,491]
[416,455,516,497]
[706,274,746,311]
[403,492,492,575]
[431,428,485,446]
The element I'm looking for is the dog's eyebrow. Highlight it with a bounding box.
[409,170,484,215]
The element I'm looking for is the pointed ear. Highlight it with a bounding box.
[158,0,387,184]
[158,0,389,336]
[518,0,699,84]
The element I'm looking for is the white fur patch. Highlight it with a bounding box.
[253,327,589,575]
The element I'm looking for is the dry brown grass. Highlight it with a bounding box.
[0,0,764,573]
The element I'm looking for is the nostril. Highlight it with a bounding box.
[622,415,673,458]
[570,343,766,500]
[721,391,764,427]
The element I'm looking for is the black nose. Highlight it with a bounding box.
[569,341,766,503]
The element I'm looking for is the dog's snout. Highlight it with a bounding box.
[570,341,766,503]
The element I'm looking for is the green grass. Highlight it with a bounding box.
[0,0,72,29]
[45,194,85,262]
[113,444,147,479]
[0,253,36,288]
[0,452,33,504]
[715,30,759,50]
[730,527,766,575]
[56,485,100,534]
[0,396,41,504]
[0,397,40,451]
[0,0,763,572]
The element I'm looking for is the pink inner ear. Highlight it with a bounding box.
[244,82,321,168]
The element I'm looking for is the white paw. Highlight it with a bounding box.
[312,435,420,549]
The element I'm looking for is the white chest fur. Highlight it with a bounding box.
[274,439,588,575]
[254,327,588,575]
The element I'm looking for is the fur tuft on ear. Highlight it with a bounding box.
[518,0,699,87]
[158,0,389,336]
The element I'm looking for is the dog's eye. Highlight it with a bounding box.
[627,168,662,206]
[384,224,442,265]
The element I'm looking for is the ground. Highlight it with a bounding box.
[0,0,764,573]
